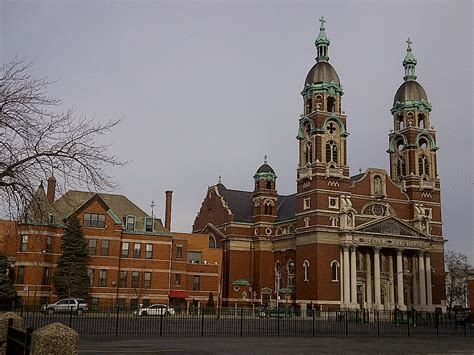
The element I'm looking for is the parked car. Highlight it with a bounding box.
[256,307,295,318]
[133,304,175,316]
[41,298,89,315]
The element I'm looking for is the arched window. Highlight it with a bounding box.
[327,96,336,112]
[396,156,407,178]
[287,260,295,287]
[418,137,429,150]
[331,260,340,282]
[264,200,274,215]
[418,113,425,129]
[288,225,295,234]
[346,212,353,227]
[276,227,282,235]
[396,138,404,153]
[315,95,323,110]
[418,154,430,176]
[208,234,216,249]
[305,142,313,164]
[373,175,383,195]
[329,216,339,227]
[275,262,282,291]
[303,260,310,282]
[407,112,414,126]
[398,115,405,130]
[326,140,338,164]
[305,98,312,114]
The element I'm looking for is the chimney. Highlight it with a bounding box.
[165,190,173,231]
[47,176,56,204]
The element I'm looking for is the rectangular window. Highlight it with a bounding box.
[17,266,25,284]
[88,239,97,255]
[176,246,183,259]
[20,235,28,252]
[145,218,154,232]
[133,243,141,258]
[175,273,181,286]
[126,216,136,230]
[43,267,51,285]
[121,242,129,257]
[131,271,140,288]
[187,251,202,264]
[119,271,127,288]
[328,197,339,209]
[83,213,106,228]
[99,269,107,287]
[145,244,153,259]
[101,240,110,256]
[46,236,53,253]
[87,269,94,287]
[303,197,311,210]
[144,272,151,289]
[192,275,200,291]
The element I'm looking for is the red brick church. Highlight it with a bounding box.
[193,18,445,312]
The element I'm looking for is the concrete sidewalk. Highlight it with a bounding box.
[80,335,474,354]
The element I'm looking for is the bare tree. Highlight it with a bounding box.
[132,272,150,308]
[0,58,124,217]
[445,250,473,310]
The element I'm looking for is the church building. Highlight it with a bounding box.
[193,18,445,312]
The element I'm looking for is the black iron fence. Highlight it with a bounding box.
[6,318,33,355]
[3,306,472,338]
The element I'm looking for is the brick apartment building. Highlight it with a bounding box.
[1,179,222,310]
[193,19,446,312]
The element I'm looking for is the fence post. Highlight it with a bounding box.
[435,312,439,337]
[464,318,467,337]
[345,310,348,337]
[312,309,315,337]
[160,313,163,337]
[407,311,410,337]
[20,304,24,318]
[26,326,34,354]
[377,310,380,337]
[277,308,280,337]
[201,308,204,337]
[240,308,243,337]
[69,306,73,328]
[114,305,120,337]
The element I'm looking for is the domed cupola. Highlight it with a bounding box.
[253,155,277,190]
[391,38,432,114]
[301,17,343,115]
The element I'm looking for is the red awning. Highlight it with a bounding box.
[169,290,187,299]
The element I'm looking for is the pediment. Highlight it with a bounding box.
[354,216,426,238]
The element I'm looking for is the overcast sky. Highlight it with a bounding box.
[1,1,472,259]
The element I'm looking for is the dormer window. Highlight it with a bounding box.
[126,216,136,231]
[84,213,105,228]
[145,217,154,232]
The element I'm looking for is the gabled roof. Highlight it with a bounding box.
[215,183,296,223]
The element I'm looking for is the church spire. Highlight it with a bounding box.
[315,16,330,63]
[403,38,417,81]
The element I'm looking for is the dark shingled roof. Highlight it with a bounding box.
[216,184,296,223]
[393,80,427,104]
[305,62,340,85]
[350,173,365,182]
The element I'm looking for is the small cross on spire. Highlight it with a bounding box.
[319,16,326,30]
[406,37,412,50]
[264,155,268,164]
[218,175,222,184]
[359,168,362,174]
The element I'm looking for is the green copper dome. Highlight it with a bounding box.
[393,81,427,105]
[305,61,340,85]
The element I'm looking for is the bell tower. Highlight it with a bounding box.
[296,17,350,232]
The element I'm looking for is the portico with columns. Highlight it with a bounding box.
[339,217,434,311]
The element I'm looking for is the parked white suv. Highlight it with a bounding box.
[41,298,89,315]
[133,304,175,316]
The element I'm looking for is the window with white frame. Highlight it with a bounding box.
[304,217,310,227]
[303,197,311,210]
[275,262,282,291]
[126,216,136,230]
[329,216,339,227]
[20,235,28,252]
[303,260,310,282]
[331,260,340,282]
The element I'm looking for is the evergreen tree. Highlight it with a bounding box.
[0,255,16,303]
[53,214,90,299]
[206,292,215,314]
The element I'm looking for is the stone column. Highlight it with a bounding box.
[418,251,427,309]
[340,249,344,307]
[373,247,382,309]
[343,246,350,307]
[425,252,433,310]
[350,246,357,306]
[396,249,406,310]
[366,252,372,309]
[412,255,419,307]
[388,253,395,309]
